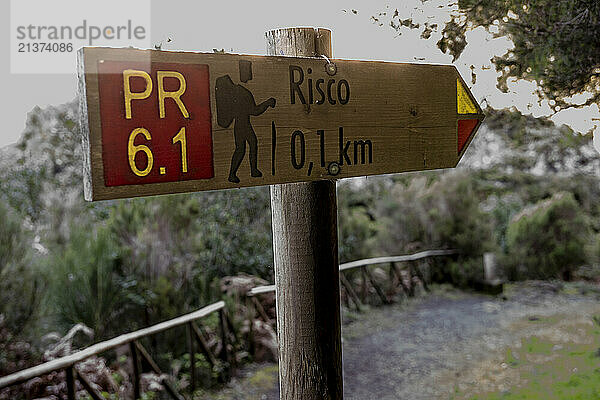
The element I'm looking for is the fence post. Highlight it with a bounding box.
[388,262,396,299]
[191,322,218,367]
[219,308,231,381]
[361,267,369,303]
[408,263,416,296]
[134,341,183,400]
[416,261,429,292]
[267,27,344,400]
[187,323,196,393]
[364,266,390,304]
[66,366,76,400]
[339,271,362,311]
[75,368,105,400]
[246,296,256,357]
[393,262,410,297]
[129,341,140,400]
[251,296,271,324]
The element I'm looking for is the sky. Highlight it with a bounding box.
[2,0,599,151]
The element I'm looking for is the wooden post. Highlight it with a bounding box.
[407,263,416,297]
[246,297,256,357]
[363,267,390,305]
[339,272,362,312]
[266,27,343,400]
[361,267,369,303]
[392,262,410,297]
[75,368,105,400]
[251,296,272,324]
[388,262,396,298]
[414,261,429,292]
[134,341,184,400]
[187,323,196,393]
[219,308,231,381]
[129,341,141,400]
[66,366,76,400]
[191,322,217,367]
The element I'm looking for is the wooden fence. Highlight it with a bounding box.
[0,301,235,400]
[248,249,457,317]
[0,249,456,399]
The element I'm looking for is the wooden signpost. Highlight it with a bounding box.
[78,37,483,201]
[78,27,483,400]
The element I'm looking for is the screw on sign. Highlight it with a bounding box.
[78,47,483,201]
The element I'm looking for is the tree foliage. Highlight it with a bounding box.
[373,1,600,110]
[439,0,600,110]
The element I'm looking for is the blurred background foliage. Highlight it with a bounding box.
[0,102,598,400]
[505,192,590,281]
[1,100,599,379]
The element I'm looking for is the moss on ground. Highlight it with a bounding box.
[453,315,600,400]
[193,363,278,400]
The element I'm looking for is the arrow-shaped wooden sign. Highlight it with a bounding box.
[78,47,484,201]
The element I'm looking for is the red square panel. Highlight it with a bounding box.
[96,61,213,186]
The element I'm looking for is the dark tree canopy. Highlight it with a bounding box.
[438,0,600,110]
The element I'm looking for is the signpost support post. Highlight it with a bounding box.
[266,28,344,399]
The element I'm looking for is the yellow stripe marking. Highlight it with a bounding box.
[457,79,478,114]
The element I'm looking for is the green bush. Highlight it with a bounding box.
[46,225,128,339]
[426,173,494,257]
[0,202,39,337]
[373,172,495,287]
[375,176,435,254]
[425,173,495,286]
[0,202,42,375]
[505,192,589,280]
[337,180,382,263]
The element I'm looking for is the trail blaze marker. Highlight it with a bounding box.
[78,47,483,201]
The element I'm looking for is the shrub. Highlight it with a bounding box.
[375,172,495,287]
[505,192,589,280]
[337,180,382,263]
[424,173,495,286]
[425,173,494,258]
[0,203,41,374]
[0,203,38,332]
[45,225,128,340]
[375,176,434,254]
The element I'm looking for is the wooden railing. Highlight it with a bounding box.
[248,249,457,316]
[0,249,456,399]
[0,301,236,400]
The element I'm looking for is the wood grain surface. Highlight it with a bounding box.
[268,27,343,400]
[78,44,483,201]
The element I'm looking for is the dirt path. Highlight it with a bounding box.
[204,282,600,400]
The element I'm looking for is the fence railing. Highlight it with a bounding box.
[248,249,458,315]
[0,301,235,400]
[0,249,456,399]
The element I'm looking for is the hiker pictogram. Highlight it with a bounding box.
[215,60,276,183]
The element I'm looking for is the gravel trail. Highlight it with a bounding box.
[208,282,600,400]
